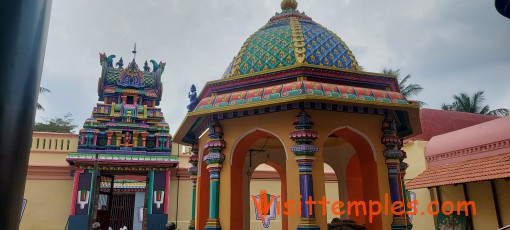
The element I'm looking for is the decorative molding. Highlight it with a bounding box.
[202,65,399,99]
[426,139,510,163]
[26,165,73,180]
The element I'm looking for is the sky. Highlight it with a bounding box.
[37,0,510,133]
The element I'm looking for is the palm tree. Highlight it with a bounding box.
[442,91,509,116]
[383,68,426,107]
[37,87,51,111]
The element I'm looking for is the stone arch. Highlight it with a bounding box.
[196,148,210,230]
[325,126,382,230]
[327,126,378,161]
[229,128,288,230]
[229,127,289,165]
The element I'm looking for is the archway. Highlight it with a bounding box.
[196,150,210,230]
[249,163,286,229]
[230,129,288,230]
[322,126,382,229]
[323,163,339,222]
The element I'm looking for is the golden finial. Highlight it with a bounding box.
[281,0,298,10]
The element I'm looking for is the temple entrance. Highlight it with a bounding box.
[108,194,136,229]
[96,175,114,229]
[94,174,147,230]
[230,129,288,230]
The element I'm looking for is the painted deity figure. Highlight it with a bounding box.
[187,84,198,112]
[123,132,132,146]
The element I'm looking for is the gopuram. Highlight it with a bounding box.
[66,51,179,230]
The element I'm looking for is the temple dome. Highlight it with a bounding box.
[222,4,360,79]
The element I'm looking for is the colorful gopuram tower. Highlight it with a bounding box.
[174,0,421,229]
[66,51,179,230]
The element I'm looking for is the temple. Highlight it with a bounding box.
[173,0,421,229]
[65,52,179,230]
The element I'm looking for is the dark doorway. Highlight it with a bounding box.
[110,194,135,230]
[127,96,134,104]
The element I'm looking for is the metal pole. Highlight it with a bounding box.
[0,1,52,229]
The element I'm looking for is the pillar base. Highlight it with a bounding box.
[297,218,320,230]
[147,214,168,229]
[204,218,221,230]
[67,215,88,230]
[188,220,195,230]
[391,221,412,230]
[391,224,411,230]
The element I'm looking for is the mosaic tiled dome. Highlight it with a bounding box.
[223,6,360,79]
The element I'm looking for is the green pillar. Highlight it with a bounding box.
[203,120,225,230]
[188,143,199,230]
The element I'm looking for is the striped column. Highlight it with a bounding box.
[289,110,320,230]
[381,114,407,229]
[203,120,226,230]
[188,143,199,230]
[399,143,413,229]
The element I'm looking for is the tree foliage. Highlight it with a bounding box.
[442,91,509,116]
[33,113,78,133]
[37,87,51,111]
[383,68,426,107]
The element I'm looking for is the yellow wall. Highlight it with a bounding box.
[21,132,77,230]
[403,141,434,230]
[168,178,193,230]
[20,180,73,230]
[198,109,393,230]
[467,181,499,230]
[495,179,510,227]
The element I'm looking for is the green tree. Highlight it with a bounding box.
[33,113,78,133]
[37,87,51,111]
[383,68,426,107]
[441,91,509,116]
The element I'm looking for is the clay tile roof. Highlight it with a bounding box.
[407,152,510,189]
[425,116,510,167]
[406,109,498,142]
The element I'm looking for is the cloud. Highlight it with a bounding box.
[38,0,510,134]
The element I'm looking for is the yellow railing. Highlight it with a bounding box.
[31,132,79,153]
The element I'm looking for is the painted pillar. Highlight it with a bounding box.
[147,170,169,229]
[381,114,407,230]
[165,136,171,149]
[399,143,413,229]
[203,120,226,230]
[92,131,98,146]
[106,131,114,145]
[68,169,94,230]
[141,132,149,147]
[188,143,199,230]
[115,131,122,146]
[289,110,320,230]
[133,132,139,147]
[156,133,160,148]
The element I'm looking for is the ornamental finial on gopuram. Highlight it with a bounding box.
[281,0,298,10]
